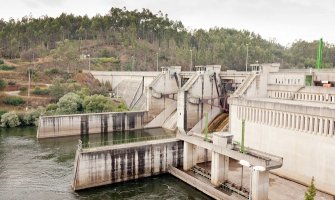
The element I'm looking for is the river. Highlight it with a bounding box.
[0,127,212,200]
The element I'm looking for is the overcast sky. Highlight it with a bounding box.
[1,0,334,46]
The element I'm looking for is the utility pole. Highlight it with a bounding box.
[190,49,193,71]
[245,44,249,72]
[156,52,159,72]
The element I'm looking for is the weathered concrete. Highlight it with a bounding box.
[168,166,236,200]
[229,64,335,195]
[37,111,146,138]
[72,138,183,190]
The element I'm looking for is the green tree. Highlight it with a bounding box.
[83,94,114,113]
[49,79,66,101]
[1,112,21,128]
[305,176,316,200]
[0,79,6,90]
[56,92,83,114]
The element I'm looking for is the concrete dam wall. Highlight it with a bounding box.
[72,138,183,190]
[37,111,146,138]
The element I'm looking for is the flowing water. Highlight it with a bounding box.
[0,127,212,200]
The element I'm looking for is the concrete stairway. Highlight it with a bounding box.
[232,73,257,97]
[162,110,177,131]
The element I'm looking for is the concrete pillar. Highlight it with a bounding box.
[304,116,309,132]
[183,141,196,170]
[210,133,231,186]
[300,115,304,132]
[329,120,334,136]
[292,114,296,130]
[324,119,329,136]
[309,116,313,133]
[313,117,318,134]
[251,170,269,200]
[283,113,287,128]
[319,118,324,135]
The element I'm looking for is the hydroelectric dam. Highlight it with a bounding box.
[37,64,335,199]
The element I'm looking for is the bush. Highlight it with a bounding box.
[0,59,4,65]
[0,65,15,70]
[0,109,7,120]
[56,92,83,114]
[83,94,115,113]
[1,112,21,128]
[8,81,16,86]
[44,68,62,76]
[32,87,50,95]
[20,107,45,126]
[0,79,6,90]
[3,96,25,106]
[19,86,27,92]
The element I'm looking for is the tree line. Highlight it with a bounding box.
[0,7,334,70]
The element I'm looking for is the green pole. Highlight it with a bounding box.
[316,38,324,70]
[240,120,245,153]
[204,113,208,142]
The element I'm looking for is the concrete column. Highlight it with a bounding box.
[211,133,231,186]
[309,116,313,133]
[279,112,283,127]
[183,141,196,171]
[283,113,287,128]
[324,119,329,136]
[329,120,334,136]
[304,116,308,132]
[313,117,318,134]
[251,170,269,200]
[292,114,296,130]
[300,115,304,132]
[319,118,324,135]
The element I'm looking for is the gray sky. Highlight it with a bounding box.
[1,0,335,46]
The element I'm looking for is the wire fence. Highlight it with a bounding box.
[79,134,174,149]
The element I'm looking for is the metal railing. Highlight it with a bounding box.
[79,134,174,149]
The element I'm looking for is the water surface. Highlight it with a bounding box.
[0,127,212,200]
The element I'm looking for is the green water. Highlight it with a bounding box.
[0,127,212,200]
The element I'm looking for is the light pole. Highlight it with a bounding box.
[132,56,135,71]
[190,49,193,71]
[245,44,249,72]
[87,54,91,71]
[156,52,159,72]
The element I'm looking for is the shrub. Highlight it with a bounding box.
[0,109,7,120]
[56,92,83,114]
[19,86,27,92]
[0,79,6,90]
[83,94,114,113]
[0,59,4,65]
[3,96,25,106]
[32,87,50,95]
[0,65,15,70]
[305,176,316,200]
[20,107,45,126]
[1,112,21,128]
[44,68,62,76]
[8,81,16,86]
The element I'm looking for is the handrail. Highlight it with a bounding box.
[81,134,173,149]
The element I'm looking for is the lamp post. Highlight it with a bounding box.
[87,54,91,71]
[190,49,193,71]
[245,44,249,72]
[156,52,159,72]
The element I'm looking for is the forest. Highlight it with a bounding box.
[0,7,334,71]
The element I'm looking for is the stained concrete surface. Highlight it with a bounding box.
[197,159,334,200]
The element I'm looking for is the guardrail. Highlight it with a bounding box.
[79,134,174,149]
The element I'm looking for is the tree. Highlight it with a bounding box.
[0,79,6,90]
[305,176,316,200]
[1,112,21,128]
[56,92,83,114]
[83,94,115,113]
